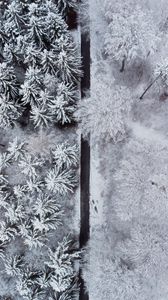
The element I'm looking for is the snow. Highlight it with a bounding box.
[90,144,104,228]
[3,0,168,298]
[85,0,168,299]
[129,120,168,147]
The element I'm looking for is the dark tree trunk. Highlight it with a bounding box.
[120,57,126,72]
[140,73,162,100]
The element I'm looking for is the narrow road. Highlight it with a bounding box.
[67,2,90,298]
[79,18,90,300]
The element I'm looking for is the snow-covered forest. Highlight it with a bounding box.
[82,0,168,300]
[1,0,168,299]
[0,0,81,299]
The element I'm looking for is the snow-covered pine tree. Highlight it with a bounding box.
[30,103,52,127]
[32,192,63,232]
[45,237,80,293]
[0,63,18,98]
[19,153,43,179]
[53,35,82,83]
[7,137,26,161]
[0,62,21,127]
[15,267,45,300]
[4,254,24,276]
[41,49,57,75]
[29,90,53,127]
[46,166,77,195]
[52,142,78,169]
[3,1,26,41]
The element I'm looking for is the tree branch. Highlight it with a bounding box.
[139,73,162,100]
